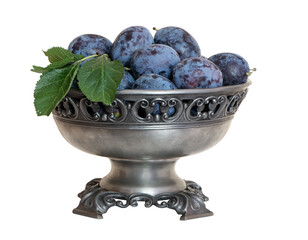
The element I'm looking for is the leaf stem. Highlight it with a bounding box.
[246,68,257,76]
[76,54,98,63]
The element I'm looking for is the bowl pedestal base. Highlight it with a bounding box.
[72,159,213,220]
[52,81,251,220]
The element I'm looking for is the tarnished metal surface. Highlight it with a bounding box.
[53,80,250,219]
[100,159,186,195]
[53,81,250,160]
[73,179,213,220]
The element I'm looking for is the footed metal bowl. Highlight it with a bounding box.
[53,80,251,220]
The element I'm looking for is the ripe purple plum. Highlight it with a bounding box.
[117,70,135,90]
[68,34,112,57]
[133,74,177,116]
[208,53,250,86]
[111,26,154,67]
[133,74,177,90]
[130,44,180,79]
[154,26,201,60]
[173,57,223,89]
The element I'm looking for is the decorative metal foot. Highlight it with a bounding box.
[73,179,213,220]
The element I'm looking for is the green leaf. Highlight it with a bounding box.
[43,47,83,63]
[31,56,79,73]
[77,55,124,105]
[34,63,80,116]
[31,65,46,73]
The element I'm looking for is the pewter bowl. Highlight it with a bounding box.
[53,80,251,220]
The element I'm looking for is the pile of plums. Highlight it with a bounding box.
[68,26,251,92]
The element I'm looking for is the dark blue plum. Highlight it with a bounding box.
[152,103,175,116]
[173,57,223,89]
[111,26,154,67]
[68,34,112,57]
[208,53,250,86]
[117,70,135,90]
[133,74,177,117]
[154,26,201,60]
[131,44,180,79]
[133,74,177,90]
[68,34,112,90]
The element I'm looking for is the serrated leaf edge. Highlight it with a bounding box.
[77,56,124,105]
[34,64,80,116]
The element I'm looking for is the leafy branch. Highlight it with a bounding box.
[32,47,124,116]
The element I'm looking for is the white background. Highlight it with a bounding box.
[1,0,307,239]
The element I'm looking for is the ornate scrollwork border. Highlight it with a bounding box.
[73,179,213,220]
[53,88,248,124]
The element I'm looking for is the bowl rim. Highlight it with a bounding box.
[68,80,251,98]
